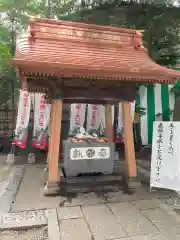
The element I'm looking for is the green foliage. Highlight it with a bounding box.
[79,2,180,67]
[0,0,180,106]
[0,0,37,105]
[34,0,75,19]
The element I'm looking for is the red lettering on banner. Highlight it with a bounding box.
[39,114,44,127]
[91,105,98,127]
[40,97,46,110]
[92,105,98,111]
[20,91,29,126]
[76,104,81,110]
[38,96,46,128]
[75,114,80,125]
[20,116,24,125]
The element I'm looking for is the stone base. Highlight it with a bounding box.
[44,168,64,186]
[44,182,60,196]
[28,153,35,164]
[128,177,142,188]
[121,175,142,195]
[6,154,15,164]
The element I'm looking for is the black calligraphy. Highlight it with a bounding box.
[98,148,108,158]
[72,149,84,159]
[168,123,174,156]
[86,149,95,158]
[156,122,163,182]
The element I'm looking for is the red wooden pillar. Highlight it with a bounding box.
[122,101,137,177]
[44,99,63,195]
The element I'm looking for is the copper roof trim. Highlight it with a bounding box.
[29,17,137,35]
[9,17,180,85]
[10,59,179,84]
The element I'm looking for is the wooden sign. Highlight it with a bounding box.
[70,147,110,160]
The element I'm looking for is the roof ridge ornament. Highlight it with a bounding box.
[133,30,144,50]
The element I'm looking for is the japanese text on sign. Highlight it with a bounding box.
[151,121,180,192]
[168,123,174,156]
[156,122,163,182]
[70,147,110,160]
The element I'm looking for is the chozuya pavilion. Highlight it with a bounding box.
[9,17,180,195]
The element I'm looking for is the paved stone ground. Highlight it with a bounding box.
[0,155,11,187]
[11,165,180,211]
[57,200,180,240]
[0,227,48,239]
[1,164,180,239]
[11,165,61,211]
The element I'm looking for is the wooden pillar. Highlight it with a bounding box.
[105,104,113,142]
[122,101,137,177]
[47,103,55,165]
[44,98,63,194]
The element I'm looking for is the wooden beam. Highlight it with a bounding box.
[105,104,113,142]
[48,99,63,183]
[122,101,137,177]
[63,86,137,102]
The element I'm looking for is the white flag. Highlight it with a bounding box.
[14,90,31,148]
[118,101,135,132]
[32,94,51,149]
[69,104,86,134]
[86,104,102,131]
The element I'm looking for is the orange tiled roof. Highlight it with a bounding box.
[10,17,180,84]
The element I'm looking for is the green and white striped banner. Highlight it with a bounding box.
[136,84,176,145]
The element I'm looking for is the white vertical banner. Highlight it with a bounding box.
[32,94,51,149]
[139,86,148,145]
[154,84,162,121]
[98,105,114,128]
[86,104,101,131]
[69,104,86,134]
[168,85,175,121]
[14,90,31,148]
[150,121,180,191]
[131,101,136,122]
[99,105,105,134]
[112,105,114,125]
[31,93,35,110]
[118,101,135,132]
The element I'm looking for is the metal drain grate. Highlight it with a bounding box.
[0,227,48,240]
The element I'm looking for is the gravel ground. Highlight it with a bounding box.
[0,227,48,240]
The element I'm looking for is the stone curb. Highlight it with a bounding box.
[47,209,60,240]
[0,210,47,230]
[0,166,25,214]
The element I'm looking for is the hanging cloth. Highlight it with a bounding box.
[14,89,31,148]
[86,104,102,131]
[118,101,135,135]
[69,104,86,134]
[32,94,51,149]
